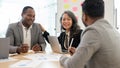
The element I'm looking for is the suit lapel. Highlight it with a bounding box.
[62,33,66,46]
[31,24,35,46]
[17,22,23,44]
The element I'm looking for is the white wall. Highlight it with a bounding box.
[57,0,84,33]
[56,0,115,33]
[104,0,115,27]
[0,0,57,37]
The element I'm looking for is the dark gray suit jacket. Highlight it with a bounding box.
[6,22,46,53]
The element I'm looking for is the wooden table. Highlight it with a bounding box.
[0,51,64,68]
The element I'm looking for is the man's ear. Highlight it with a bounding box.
[21,13,24,17]
[21,14,23,17]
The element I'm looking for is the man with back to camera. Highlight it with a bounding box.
[60,0,120,68]
[6,6,46,54]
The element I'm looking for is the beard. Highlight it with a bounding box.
[82,14,88,27]
[83,22,87,27]
[82,19,88,27]
[22,20,33,28]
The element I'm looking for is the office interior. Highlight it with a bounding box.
[0,0,120,68]
[0,0,119,51]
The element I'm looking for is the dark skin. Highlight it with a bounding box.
[22,8,35,28]
[68,13,93,56]
[17,8,42,54]
[68,13,102,56]
[32,44,42,52]
[68,47,76,56]
[17,44,29,53]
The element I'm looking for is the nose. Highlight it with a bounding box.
[64,20,69,23]
[32,17,35,21]
[30,17,35,21]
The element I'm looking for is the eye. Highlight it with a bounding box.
[27,14,35,18]
[67,18,71,20]
[67,18,72,21]
[62,18,66,21]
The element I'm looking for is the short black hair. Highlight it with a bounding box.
[82,0,104,18]
[22,6,34,14]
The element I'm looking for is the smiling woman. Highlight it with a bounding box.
[0,0,57,37]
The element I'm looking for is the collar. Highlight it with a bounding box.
[65,31,70,37]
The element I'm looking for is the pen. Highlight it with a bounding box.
[69,38,74,48]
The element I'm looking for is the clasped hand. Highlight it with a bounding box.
[17,44,41,54]
[17,44,29,54]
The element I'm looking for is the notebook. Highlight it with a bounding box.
[0,38,10,59]
[48,36,62,53]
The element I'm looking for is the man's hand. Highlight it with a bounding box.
[32,44,42,52]
[68,47,76,56]
[17,44,29,54]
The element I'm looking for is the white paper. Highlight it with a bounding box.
[0,57,17,63]
[10,60,42,68]
[23,53,62,61]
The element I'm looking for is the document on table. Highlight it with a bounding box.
[10,60,42,68]
[23,53,62,61]
[0,57,17,63]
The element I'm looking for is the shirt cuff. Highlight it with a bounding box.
[60,55,69,66]
[9,46,18,54]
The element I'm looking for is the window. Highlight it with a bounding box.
[0,0,57,37]
[115,0,120,33]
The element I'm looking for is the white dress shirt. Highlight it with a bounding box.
[22,24,32,50]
